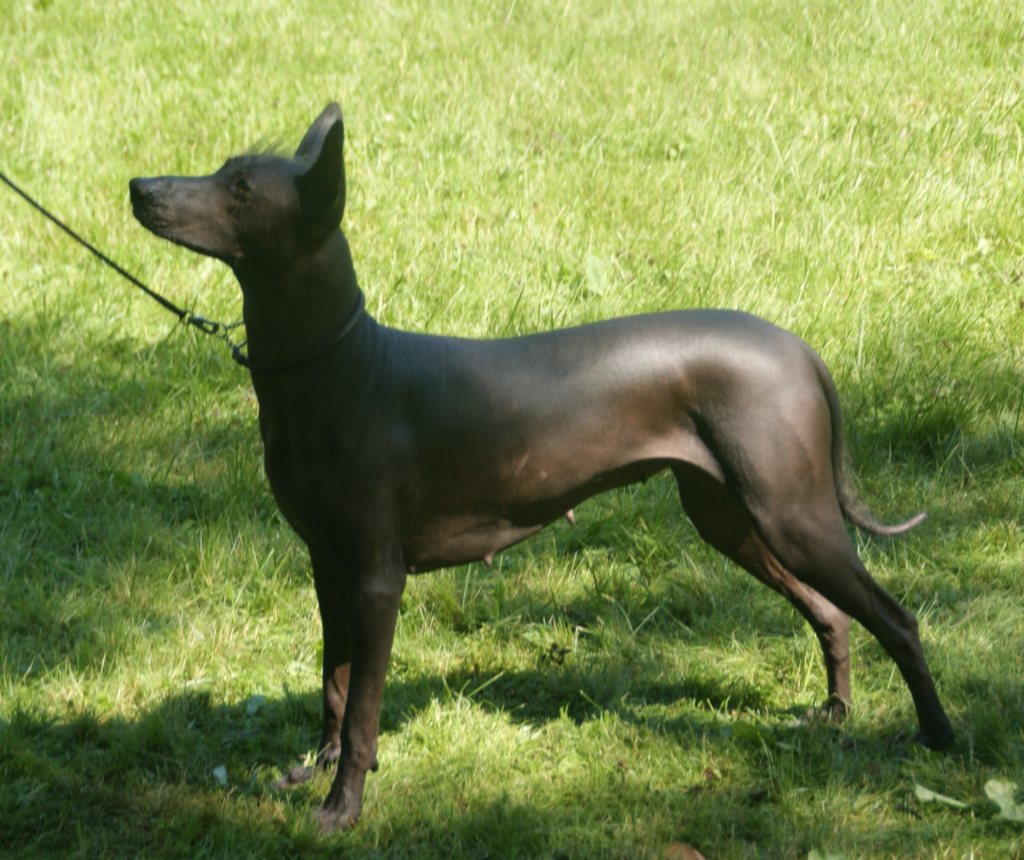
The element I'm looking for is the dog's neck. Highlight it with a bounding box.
[236,230,363,369]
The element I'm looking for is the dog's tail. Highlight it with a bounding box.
[813,350,927,537]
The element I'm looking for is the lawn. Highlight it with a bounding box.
[1,0,1023,857]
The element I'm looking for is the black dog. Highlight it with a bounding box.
[129,103,953,831]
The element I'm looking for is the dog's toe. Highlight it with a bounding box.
[271,765,314,791]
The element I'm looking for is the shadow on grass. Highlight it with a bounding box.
[383,663,775,732]
[6,669,1016,858]
[0,682,898,859]
[0,315,287,677]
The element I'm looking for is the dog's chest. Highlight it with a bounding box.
[256,407,355,533]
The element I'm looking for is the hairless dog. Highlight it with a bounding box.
[129,103,953,832]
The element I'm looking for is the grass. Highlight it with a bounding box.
[1,0,1023,856]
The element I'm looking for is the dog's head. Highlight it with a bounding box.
[129,103,347,274]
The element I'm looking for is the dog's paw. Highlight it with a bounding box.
[911,725,955,753]
[817,694,850,725]
[889,721,954,754]
[271,765,314,791]
[798,695,849,727]
[314,803,356,833]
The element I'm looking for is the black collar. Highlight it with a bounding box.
[234,292,365,373]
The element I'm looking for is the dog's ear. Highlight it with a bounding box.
[295,118,346,230]
[295,102,343,160]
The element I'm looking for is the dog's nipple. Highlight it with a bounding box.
[565,509,576,525]
[482,553,493,567]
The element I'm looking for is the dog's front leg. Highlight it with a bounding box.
[315,553,407,833]
[273,547,352,789]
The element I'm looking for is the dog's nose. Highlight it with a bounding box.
[128,178,151,208]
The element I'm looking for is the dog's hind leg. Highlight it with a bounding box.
[749,495,952,749]
[719,402,954,751]
[273,546,352,789]
[679,356,951,748]
[673,463,851,719]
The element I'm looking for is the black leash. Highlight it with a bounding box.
[0,168,251,365]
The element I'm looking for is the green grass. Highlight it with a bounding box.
[2,0,1024,857]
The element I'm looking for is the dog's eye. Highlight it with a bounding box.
[234,178,251,196]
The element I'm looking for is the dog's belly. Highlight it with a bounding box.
[402,518,546,573]
[403,444,718,573]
